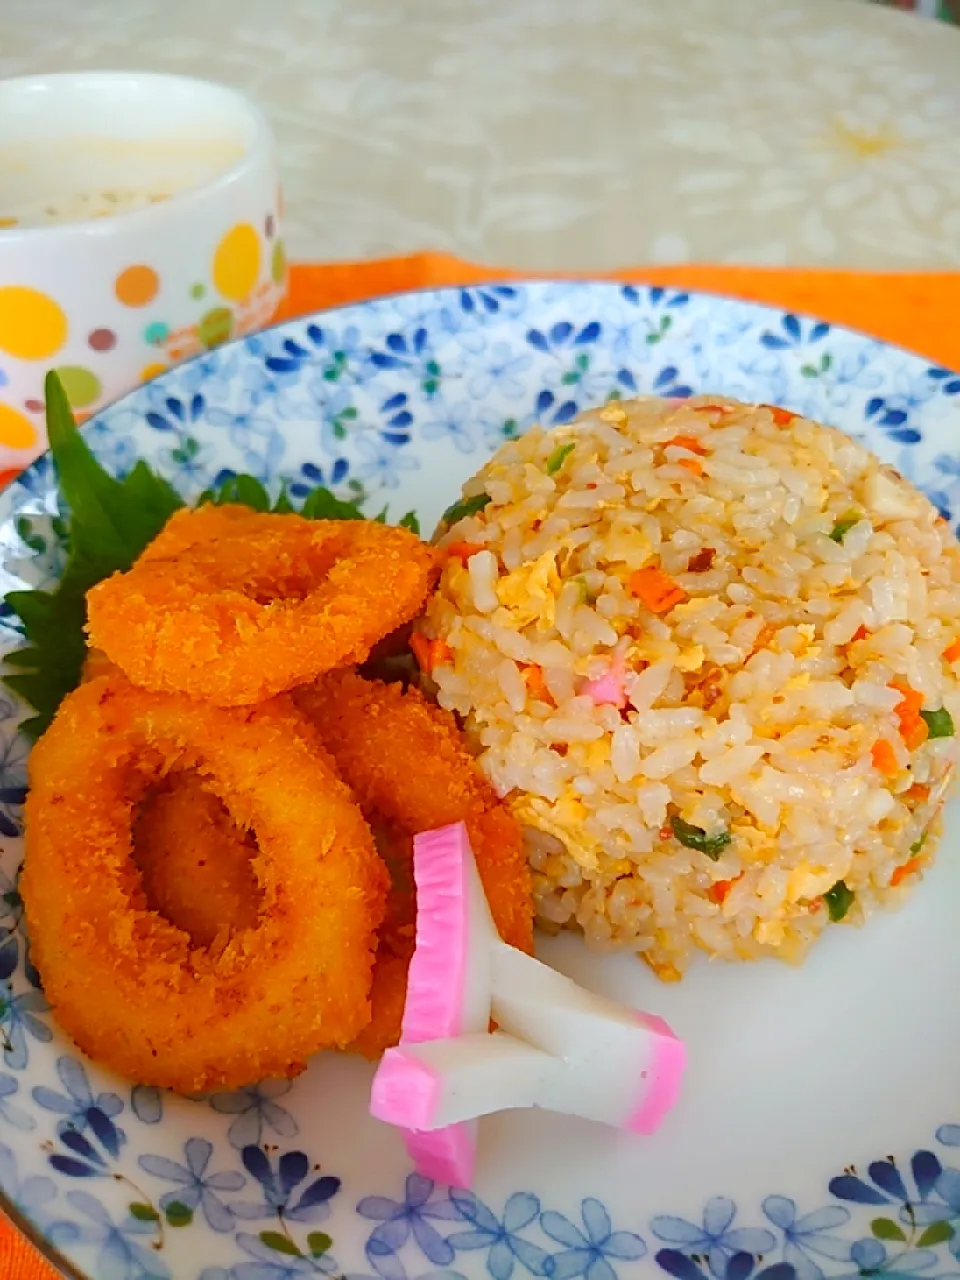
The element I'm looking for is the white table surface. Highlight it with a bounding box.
[2,0,959,270]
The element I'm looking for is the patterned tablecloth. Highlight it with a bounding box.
[1,0,959,271]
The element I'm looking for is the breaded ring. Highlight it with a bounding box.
[22,674,388,1092]
[294,670,534,1057]
[85,506,440,705]
[133,774,261,950]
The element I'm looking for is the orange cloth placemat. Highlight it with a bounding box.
[278,255,960,372]
[3,253,959,1280]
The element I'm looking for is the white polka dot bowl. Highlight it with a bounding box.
[0,71,286,469]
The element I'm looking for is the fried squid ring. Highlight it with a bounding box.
[85,506,440,705]
[293,670,534,1058]
[22,674,388,1092]
[133,774,261,950]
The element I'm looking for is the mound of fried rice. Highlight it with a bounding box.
[420,395,960,980]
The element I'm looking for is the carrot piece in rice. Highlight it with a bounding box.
[761,404,798,426]
[871,738,898,777]
[891,856,923,888]
[677,458,703,477]
[521,664,552,703]
[629,566,687,614]
[890,679,929,750]
[445,541,484,564]
[666,435,707,455]
[411,633,453,674]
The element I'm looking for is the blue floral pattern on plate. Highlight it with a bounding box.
[0,281,958,1279]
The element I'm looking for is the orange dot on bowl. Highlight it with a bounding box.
[213,223,260,303]
[116,265,160,307]
[0,403,38,450]
[0,287,68,360]
[139,362,168,383]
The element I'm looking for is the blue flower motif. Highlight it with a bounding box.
[649,366,693,400]
[209,1229,339,1278]
[83,415,143,478]
[651,1198,774,1279]
[540,1198,646,1280]
[0,863,23,935]
[262,321,369,388]
[0,930,17,984]
[358,1172,462,1278]
[421,401,480,454]
[158,433,214,489]
[933,452,960,482]
[209,1081,298,1150]
[286,459,350,500]
[929,367,960,396]
[761,1198,851,1280]
[368,329,441,395]
[0,985,51,1069]
[378,392,414,446]
[33,1055,125,1153]
[237,356,302,410]
[525,320,625,411]
[263,329,324,375]
[172,345,245,398]
[464,341,533,400]
[204,407,287,481]
[0,1141,78,1244]
[655,1250,794,1280]
[937,1126,960,1147]
[139,1137,245,1232]
[354,436,419,492]
[130,1085,162,1125]
[385,292,463,340]
[64,1188,170,1279]
[145,393,206,436]
[49,1124,118,1180]
[0,704,27,839]
[760,316,830,351]
[231,1146,339,1224]
[829,1155,940,1209]
[864,397,921,445]
[458,286,521,318]
[849,1237,935,1275]
[0,1072,35,1131]
[447,1190,550,1279]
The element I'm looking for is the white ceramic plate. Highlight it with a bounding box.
[1,281,960,1280]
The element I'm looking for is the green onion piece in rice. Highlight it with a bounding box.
[669,815,731,860]
[545,442,576,475]
[829,512,861,543]
[824,879,855,922]
[442,492,491,526]
[571,574,589,603]
[910,832,928,855]
[920,706,955,739]
[398,511,421,535]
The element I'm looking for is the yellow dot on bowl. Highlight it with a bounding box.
[55,365,102,409]
[116,265,160,307]
[139,362,168,383]
[213,223,260,302]
[0,403,38,449]
[271,238,287,286]
[0,287,68,360]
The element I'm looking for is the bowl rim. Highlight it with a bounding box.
[0,69,276,243]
